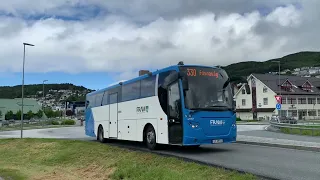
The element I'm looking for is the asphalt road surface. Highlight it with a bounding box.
[1,126,319,180]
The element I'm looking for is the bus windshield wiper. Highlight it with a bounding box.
[208,106,234,111]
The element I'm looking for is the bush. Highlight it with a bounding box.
[51,121,60,125]
[61,119,75,125]
[236,117,242,121]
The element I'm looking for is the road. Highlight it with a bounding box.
[0,125,320,180]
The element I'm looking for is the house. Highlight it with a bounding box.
[0,98,43,120]
[234,73,320,120]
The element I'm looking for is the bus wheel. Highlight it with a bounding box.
[145,125,157,150]
[98,126,107,143]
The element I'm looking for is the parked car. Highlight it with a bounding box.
[270,115,297,124]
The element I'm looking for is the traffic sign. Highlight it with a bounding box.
[276,103,281,110]
[275,95,282,103]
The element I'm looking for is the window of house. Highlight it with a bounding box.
[307,98,316,104]
[242,99,246,106]
[288,110,297,117]
[263,98,268,105]
[281,80,293,92]
[282,97,287,104]
[317,98,320,104]
[302,81,312,92]
[242,89,245,94]
[308,110,317,116]
[287,97,297,104]
[263,87,268,93]
[298,98,307,104]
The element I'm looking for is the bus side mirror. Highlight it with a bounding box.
[179,72,189,91]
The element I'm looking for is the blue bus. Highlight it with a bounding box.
[85,62,236,150]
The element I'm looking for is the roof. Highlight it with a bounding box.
[0,98,42,114]
[251,73,320,95]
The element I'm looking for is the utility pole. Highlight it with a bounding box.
[21,42,35,138]
[42,80,48,126]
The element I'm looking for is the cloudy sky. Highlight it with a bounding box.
[0,0,319,89]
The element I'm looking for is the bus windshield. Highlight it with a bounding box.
[179,66,233,111]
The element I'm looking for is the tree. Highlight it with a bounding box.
[26,110,34,120]
[44,108,54,118]
[5,111,14,120]
[15,110,22,120]
[36,109,43,118]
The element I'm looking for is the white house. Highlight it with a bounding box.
[234,73,320,120]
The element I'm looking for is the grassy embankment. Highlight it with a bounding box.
[0,119,76,131]
[279,125,320,136]
[0,138,257,180]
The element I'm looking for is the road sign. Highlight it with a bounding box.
[275,95,282,103]
[276,103,281,110]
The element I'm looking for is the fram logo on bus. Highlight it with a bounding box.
[210,120,225,126]
[136,106,149,114]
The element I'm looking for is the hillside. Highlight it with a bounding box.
[0,83,92,99]
[224,51,320,82]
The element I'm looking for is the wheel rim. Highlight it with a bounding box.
[147,130,155,144]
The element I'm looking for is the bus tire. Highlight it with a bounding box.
[145,125,157,150]
[98,125,107,143]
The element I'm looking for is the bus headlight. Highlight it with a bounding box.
[189,122,199,128]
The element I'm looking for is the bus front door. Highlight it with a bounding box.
[167,81,183,144]
[109,93,118,138]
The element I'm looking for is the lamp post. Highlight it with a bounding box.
[272,61,281,117]
[272,61,281,96]
[42,80,48,126]
[21,42,35,139]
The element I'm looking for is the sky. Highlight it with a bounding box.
[0,0,320,90]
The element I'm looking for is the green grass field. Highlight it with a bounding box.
[280,126,320,136]
[0,139,257,180]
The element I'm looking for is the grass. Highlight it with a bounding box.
[0,139,257,180]
[0,119,77,131]
[280,127,320,136]
[0,123,76,132]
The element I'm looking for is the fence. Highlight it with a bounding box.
[269,122,320,136]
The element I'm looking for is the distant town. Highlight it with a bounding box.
[269,66,320,78]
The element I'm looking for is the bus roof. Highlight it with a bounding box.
[87,64,217,96]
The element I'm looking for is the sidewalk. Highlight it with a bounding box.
[237,134,320,152]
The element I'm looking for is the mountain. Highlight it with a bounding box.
[223,51,320,82]
[0,83,93,99]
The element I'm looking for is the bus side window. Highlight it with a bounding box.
[102,91,108,105]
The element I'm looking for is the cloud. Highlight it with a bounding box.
[0,0,319,80]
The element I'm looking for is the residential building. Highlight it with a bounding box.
[0,98,43,120]
[234,73,320,120]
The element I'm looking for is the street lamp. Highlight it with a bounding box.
[42,80,48,126]
[21,42,35,139]
[272,61,281,96]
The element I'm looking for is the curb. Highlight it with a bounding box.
[236,140,320,152]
